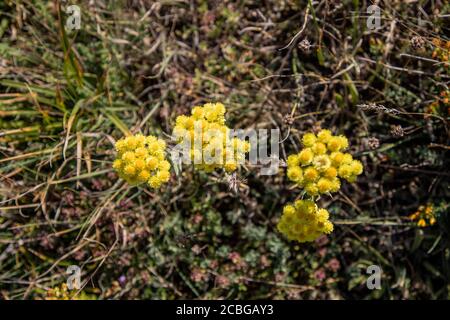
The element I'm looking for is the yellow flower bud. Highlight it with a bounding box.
[113,159,122,170]
[135,134,146,146]
[287,154,300,167]
[146,156,158,170]
[312,142,327,155]
[137,170,150,182]
[317,178,333,193]
[302,133,317,147]
[135,147,148,158]
[338,135,349,150]
[157,170,170,182]
[322,221,334,234]
[350,160,363,175]
[176,115,190,128]
[330,152,344,166]
[287,166,303,182]
[327,136,342,152]
[158,160,171,172]
[417,219,426,227]
[125,136,138,150]
[149,141,161,153]
[214,103,226,116]
[324,166,337,179]
[330,178,341,192]
[342,153,353,164]
[115,140,126,153]
[224,163,237,172]
[298,148,314,165]
[317,129,332,143]
[191,106,204,119]
[283,205,296,216]
[122,151,135,163]
[158,140,166,150]
[243,141,251,153]
[124,165,136,177]
[145,135,158,145]
[134,159,145,171]
[317,208,329,221]
[304,167,319,182]
[338,164,353,179]
[305,183,319,196]
[148,175,161,189]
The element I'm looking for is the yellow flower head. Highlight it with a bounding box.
[278,200,334,243]
[317,129,333,143]
[312,142,327,155]
[313,155,331,172]
[113,134,171,189]
[287,166,303,183]
[330,178,341,193]
[349,160,363,175]
[330,152,344,166]
[305,183,319,196]
[302,133,317,147]
[317,178,333,194]
[191,106,204,119]
[327,135,349,152]
[303,167,319,182]
[324,167,337,179]
[342,153,353,164]
[287,154,300,167]
[338,164,353,180]
[298,148,314,165]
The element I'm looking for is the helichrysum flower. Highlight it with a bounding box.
[172,102,250,173]
[286,130,363,196]
[409,204,436,227]
[277,200,334,243]
[113,134,171,189]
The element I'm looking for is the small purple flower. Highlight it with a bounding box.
[314,268,326,281]
[326,258,341,273]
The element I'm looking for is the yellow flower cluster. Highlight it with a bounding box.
[172,102,250,173]
[113,134,171,189]
[45,283,72,300]
[286,130,363,196]
[277,200,333,243]
[45,284,96,300]
[432,38,450,63]
[409,204,436,227]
